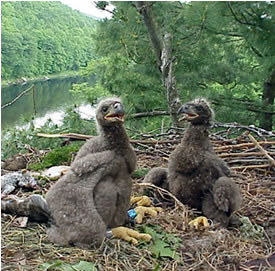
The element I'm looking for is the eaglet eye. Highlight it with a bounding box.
[102,106,108,113]
[195,105,203,112]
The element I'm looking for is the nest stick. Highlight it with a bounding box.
[136,182,186,210]
[248,134,275,167]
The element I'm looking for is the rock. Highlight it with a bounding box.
[1,172,37,195]
[41,166,70,180]
[2,154,27,171]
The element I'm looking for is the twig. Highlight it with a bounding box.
[32,85,37,115]
[128,111,169,119]
[136,182,187,210]
[248,134,275,167]
[228,159,269,165]
[213,122,274,137]
[37,133,181,144]
[231,164,272,170]
[215,141,275,152]
[1,85,35,109]
[219,152,275,158]
[37,133,93,140]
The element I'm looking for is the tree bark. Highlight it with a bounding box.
[136,1,181,127]
[260,70,275,131]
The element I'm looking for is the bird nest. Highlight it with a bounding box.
[1,126,275,271]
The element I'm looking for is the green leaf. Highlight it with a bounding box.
[144,226,160,241]
[39,260,97,271]
[39,260,64,270]
[151,240,179,260]
[152,263,160,271]
[70,261,97,271]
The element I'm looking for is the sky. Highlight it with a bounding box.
[60,0,113,19]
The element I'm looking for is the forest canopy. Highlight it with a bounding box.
[73,1,274,130]
[1,1,97,80]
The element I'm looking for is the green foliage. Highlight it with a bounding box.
[132,168,150,179]
[125,115,171,137]
[39,260,97,271]
[70,82,111,104]
[239,216,264,241]
[72,52,165,115]
[143,225,180,260]
[27,144,81,171]
[70,1,274,130]
[1,1,97,80]
[152,263,160,271]
[1,108,94,160]
[61,107,96,134]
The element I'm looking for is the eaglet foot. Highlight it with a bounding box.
[111,226,151,245]
[189,216,210,230]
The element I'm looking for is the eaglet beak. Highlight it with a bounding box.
[104,102,125,122]
[178,104,199,121]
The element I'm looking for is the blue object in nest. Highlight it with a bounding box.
[127,209,137,219]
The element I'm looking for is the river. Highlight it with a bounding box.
[1,76,95,130]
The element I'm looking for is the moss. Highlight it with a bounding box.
[28,144,81,171]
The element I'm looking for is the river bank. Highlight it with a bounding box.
[1,71,81,88]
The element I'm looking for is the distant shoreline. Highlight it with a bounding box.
[1,71,81,88]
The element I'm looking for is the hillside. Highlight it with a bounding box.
[1,1,97,80]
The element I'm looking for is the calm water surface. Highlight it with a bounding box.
[1,77,95,129]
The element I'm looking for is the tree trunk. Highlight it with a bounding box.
[136,1,181,127]
[260,70,275,131]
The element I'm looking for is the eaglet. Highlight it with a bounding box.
[2,97,151,247]
[144,98,242,227]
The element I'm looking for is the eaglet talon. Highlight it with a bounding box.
[111,226,151,245]
[189,216,210,230]
[130,196,152,207]
[134,206,163,224]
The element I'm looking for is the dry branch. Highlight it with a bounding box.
[128,111,169,119]
[215,141,275,152]
[37,133,93,140]
[37,133,181,145]
[1,85,34,109]
[219,152,275,158]
[230,164,272,170]
[248,134,275,167]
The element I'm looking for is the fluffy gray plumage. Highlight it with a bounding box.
[1,97,136,247]
[45,97,136,247]
[144,98,241,227]
[143,167,169,191]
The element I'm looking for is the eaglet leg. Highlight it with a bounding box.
[202,193,230,227]
[202,177,241,227]
[47,185,108,248]
[93,176,120,228]
[94,178,152,245]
